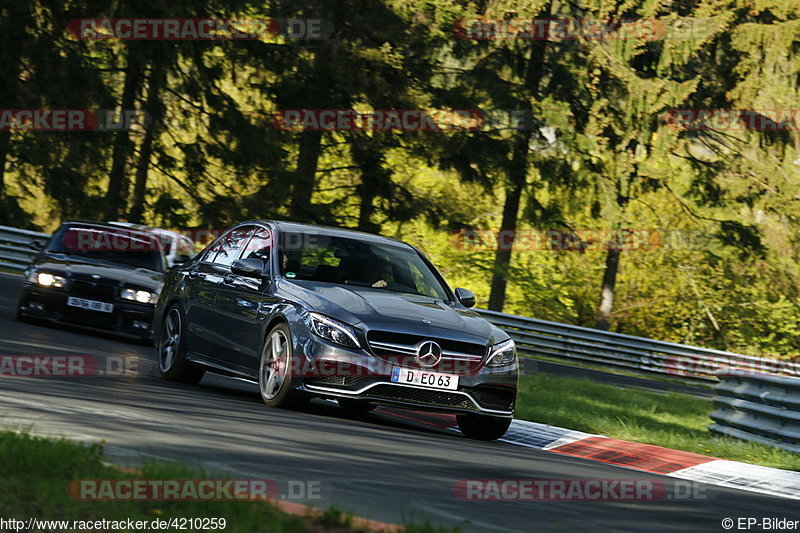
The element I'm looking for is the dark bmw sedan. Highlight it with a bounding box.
[17,222,166,340]
[154,220,518,440]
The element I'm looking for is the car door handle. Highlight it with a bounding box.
[188,271,203,279]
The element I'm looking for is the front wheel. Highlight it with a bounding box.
[258,323,308,408]
[16,295,34,323]
[158,306,205,384]
[457,414,512,441]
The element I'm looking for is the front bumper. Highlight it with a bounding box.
[17,285,155,338]
[295,334,517,417]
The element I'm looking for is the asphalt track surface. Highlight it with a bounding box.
[0,273,796,532]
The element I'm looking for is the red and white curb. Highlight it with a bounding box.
[376,410,800,501]
[499,419,800,501]
[667,461,800,501]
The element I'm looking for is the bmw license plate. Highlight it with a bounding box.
[391,367,459,390]
[67,296,114,313]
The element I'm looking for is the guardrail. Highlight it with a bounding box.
[475,309,800,383]
[0,224,50,272]
[709,371,800,453]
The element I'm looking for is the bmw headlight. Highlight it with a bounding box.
[305,312,360,349]
[486,339,516,368]
[121,288,159,304]
[27,271,67,289]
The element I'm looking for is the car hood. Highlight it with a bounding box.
[31,254,163,290]
[280,280,506,344]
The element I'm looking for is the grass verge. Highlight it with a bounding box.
[516,373,800,471]
[0,430,457,533]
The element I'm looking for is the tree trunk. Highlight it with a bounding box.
[289,130,323,221]
[595,248,621,330]
[487,130,528,310]
[129,67,166,223]
[0,131,10,209]
[357,181,376,231]
[104,46,142,219]
[595,165,635,329]
[487,0,551,311]
[0,2,30,221]
[351,137,388,233]
[287,41,334,223]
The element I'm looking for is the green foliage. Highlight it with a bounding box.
[3,0,800,356]
[516,373,800,470]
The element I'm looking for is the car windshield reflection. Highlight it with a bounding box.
[278,232,448,300]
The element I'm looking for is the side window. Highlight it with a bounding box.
[209,227,254,267]
[242,226,273,261]
[199,234,227,263]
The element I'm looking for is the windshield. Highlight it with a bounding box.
[278,231,450,299]
[46,225,165,272]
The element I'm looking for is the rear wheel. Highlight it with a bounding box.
[457,414,512,441]
[258,323,308,408]
[337,398,376,415]
[158,306,205,384]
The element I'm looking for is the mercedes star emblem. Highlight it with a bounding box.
[416,341,442,367]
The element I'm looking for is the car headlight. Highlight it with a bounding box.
[27,271,67,289]
[305,312,360,349]
[121,288,159,304]
[486,339,516,368]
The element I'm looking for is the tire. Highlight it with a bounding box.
[337,398,376,415]
[258,323,308,409]
[16,306,37,324]
[457,414,512,441]
[16,295,32,323]
[157,305,205,384]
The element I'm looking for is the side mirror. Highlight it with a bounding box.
[455,287,476,308]
[231,258,267,279]
[28,240,45,251]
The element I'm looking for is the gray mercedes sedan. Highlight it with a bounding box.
[154,220,518,440]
